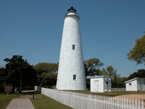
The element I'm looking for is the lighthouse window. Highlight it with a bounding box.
[72,45,75,50]
[73,75,76,80]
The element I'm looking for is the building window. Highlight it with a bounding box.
[129,83,131,86]
[73,75,76,80]
[72,45,75,50]
[106,81,108,85]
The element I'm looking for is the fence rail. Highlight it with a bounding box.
[111,88,126,91]
[35,86,145,109]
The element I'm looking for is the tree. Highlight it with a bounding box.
[101,66,121,88]
[101,68,108,75]
[33,63,58,87]
[21,65,37,90]
[0,67,10,92]
[0,67,8,82]
[106,66,118,79]
[4,55,36,93]
[128,69,145,80]
[33,63,58,74]
[116,77,127,88]
[101,66,119,79]
[86,78,90,90]
[37,72,50,87]
[127,35,145,65]
[84,58,104,77]
[38,72,57,87]
[0,66,4,68]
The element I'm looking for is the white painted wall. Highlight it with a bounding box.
[91,78,104,92]
[125,78,145,91]
[90,76,111,93]
[56,8,86,90]
[126,79,137,91]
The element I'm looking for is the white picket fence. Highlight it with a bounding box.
[35,86,145,109]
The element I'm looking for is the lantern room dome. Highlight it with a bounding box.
[67,7,76,13]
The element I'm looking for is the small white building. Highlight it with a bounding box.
[90,75,111,93]
[125,77,145,91]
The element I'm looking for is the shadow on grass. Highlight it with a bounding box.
[22,91,40,95]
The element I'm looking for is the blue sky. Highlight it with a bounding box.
[0,0,145,78]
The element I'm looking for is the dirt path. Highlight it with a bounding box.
[110,94,145,107]
[21,90,37,93]
[114,94,145,100]
[16,95,38,99]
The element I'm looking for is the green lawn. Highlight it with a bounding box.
[62,90,145,97]
[0,91,72,109]
[0,92,24,109]
[30,93,72,109]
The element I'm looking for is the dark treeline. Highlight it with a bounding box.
[0,55,37,93]
[0,55,145,92]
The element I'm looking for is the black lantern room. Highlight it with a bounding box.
[67,7,76,13]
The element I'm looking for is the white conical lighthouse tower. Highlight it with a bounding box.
[56,7,86,90]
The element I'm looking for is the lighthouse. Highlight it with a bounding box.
[56,7,86,90]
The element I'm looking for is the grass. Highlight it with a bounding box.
[0,91,72,109]
[30,93,72,109]
[62,90,145,97]
[0,92,24,109]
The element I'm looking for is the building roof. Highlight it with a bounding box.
[89,75,111,79]
[124,77,145,83]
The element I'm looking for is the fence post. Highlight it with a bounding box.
[138,99,140,108]
[108,96,110,109]
[94,95,96,109]
[71,92,72,108]
[122,98,123,109]
[132,99,134,109]
[135,99,137,109]
[141,99,144,109]
[127,98,128,109]
[115,97,117,109]
[108,96,109,109]
[129,99,131,109]
[105,96,107,109]
[117,97,118,109]
[113,97,115,109]
[105,96,106,109]
[101,95,102,109]
[72,92,74,108]
[89,94,92,109]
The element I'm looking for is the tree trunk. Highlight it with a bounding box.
[39,77,45,87]
[19,76,22,93]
